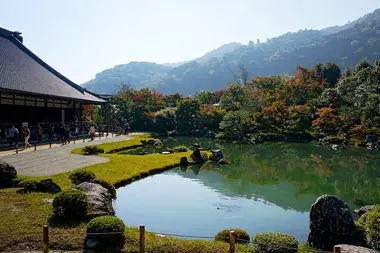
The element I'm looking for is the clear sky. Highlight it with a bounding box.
[1,0,379,84]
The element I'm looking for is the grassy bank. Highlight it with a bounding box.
[0,135,313,252]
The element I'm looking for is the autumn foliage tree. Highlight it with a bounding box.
[312,106,339,134]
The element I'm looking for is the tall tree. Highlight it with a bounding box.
[321,61,341,87]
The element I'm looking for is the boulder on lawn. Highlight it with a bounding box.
[190,148,206,164]
[37,179,61,194]
[355,205,374,217]
[308,195,362,251]
[75,182,115,217]
[209,150,224,162]
[0,160,17,189]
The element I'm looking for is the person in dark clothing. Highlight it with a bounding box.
[48,125,53,141]
[8,125,19,148]
[37,124,43,141]
[63,125,70,144]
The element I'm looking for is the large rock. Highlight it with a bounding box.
[75,182,115,216]
[218,158,230,165]
[38,179,61,194]
[180,157,188,166]
[285,133,313,143]
[0,160,17,188]
[335,244,379,253]
[19,179,61,194]
[355,205,374,217]
[366,135,378,143]
[209,150,224,162]
[308,195,362,251]
[190,148,206,164]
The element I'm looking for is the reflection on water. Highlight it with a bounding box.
[115,137,380,241]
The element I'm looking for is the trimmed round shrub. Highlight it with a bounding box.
[19,179,39,190]
[92,179,117,199]
[82,145,104,155]
[252,232,298,253]
[215,228,250,244]
[85,216,126,251]
[53,190,89,219]
[69,171,96,185]
[356,206,380,250]
[87,216,125,233]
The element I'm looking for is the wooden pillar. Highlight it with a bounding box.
[43,225,49,253]
[229,231,235,253]
[139,225,145,253]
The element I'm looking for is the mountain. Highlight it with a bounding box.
[82,7,380,95]
[193,42,242,63]
[82,61,171,94]
[82,43,242,94]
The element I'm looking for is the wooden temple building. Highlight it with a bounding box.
[0,27,106,128]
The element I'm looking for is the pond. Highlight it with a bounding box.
[115,137,380,242]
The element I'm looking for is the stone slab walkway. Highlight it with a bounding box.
[0,135,133,177]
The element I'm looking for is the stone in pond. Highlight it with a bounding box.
[218,158,229,165]
[209,150,224,162]
[180,157,188,166]
[190,148,206,164]
[308,195,361,251]
[355,205,374,217]
[75,182,115,216]
[0,160,17,189]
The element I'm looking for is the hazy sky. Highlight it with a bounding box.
[1,0,379,84]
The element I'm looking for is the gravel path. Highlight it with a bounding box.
[0,135,133,176]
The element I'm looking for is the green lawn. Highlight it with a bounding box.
[0,134,315,252]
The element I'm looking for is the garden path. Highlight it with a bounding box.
[0,135,134,176]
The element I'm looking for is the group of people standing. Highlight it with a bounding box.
[1,123,122,150]
[4,125,33,149]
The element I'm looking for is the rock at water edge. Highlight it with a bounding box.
[308,195,361,251]
[75,182,115,216]
[209,150,224,162]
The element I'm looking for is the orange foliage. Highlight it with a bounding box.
[83,104,95,121]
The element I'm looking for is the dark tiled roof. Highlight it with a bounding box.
[0,28,105,103]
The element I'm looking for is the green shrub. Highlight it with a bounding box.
[52,190,89,219]
[92,179,117,199]
[85,216,126,251]
[215,228,250,244]
[356,207,380,250]
[69,171,96,185]
[172,146,188,152]
[86,216,125,233]
[252,232,298,253]
[12,177,24,187]
[82,145,104,155]
[19,179,39,190]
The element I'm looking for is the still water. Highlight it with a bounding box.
[115,137,380,241]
